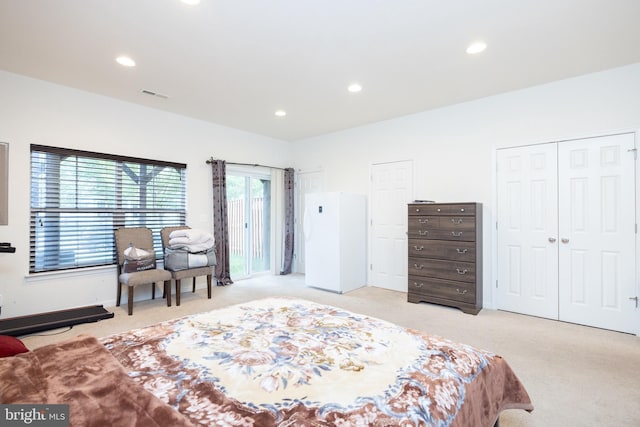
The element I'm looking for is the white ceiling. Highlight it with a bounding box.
[1,0,639,142]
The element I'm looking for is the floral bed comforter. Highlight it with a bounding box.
[102,297,532,426]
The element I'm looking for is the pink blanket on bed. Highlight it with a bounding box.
[0,335,193,427]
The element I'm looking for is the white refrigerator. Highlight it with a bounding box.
[303,192,366,293]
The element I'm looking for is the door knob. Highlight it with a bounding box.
[548,237,556,243]
[561,238,570,244]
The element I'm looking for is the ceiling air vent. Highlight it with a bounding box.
[140,89,169,99]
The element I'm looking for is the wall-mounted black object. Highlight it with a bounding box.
[0,242,16,253]
[0,305,114,337]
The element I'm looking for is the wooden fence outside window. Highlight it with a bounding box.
[227,197,264,258]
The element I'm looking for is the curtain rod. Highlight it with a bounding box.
[206,157,288,171]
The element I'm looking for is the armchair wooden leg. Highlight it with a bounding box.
[127,286,134,315]
[176,279,182,306]
[207,274,212,299]
[165,280,172,307]
[151,282,156,299]
[192,277,196,293]
[116,282,122,307]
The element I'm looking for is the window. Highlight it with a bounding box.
[30,145,186,273]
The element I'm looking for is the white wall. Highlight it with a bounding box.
[2,63,639,318]
[292,63,640,307]
[0,71,292,318]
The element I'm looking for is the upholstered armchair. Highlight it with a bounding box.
[114,227,172,315]
[161,226,213,306]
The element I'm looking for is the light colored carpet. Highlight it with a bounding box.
[21,273,640,427]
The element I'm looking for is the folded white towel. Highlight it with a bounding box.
[169,229,190,238]
[169,228,213,244]
[168,240,215,252]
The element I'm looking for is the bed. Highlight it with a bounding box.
[2,297,532,426]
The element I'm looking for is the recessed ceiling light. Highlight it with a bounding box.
[466,42,487,55]
[348,83,362,93]
[181,0,201,5]
[275,110,287,117]
[116,56,136,67]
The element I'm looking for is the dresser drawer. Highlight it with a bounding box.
[408,203,476,216]
[407,240,476,261]
[438,216,476,231]
[408,216,440,232]
[408,257,476,282]
[408,228,476,241]
[408,275,476,304]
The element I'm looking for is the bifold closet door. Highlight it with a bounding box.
[557,133,636,333]
[497,143,559,320]
[497,133,637,334]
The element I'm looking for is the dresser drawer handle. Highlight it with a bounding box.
[456,248,468,254]
[413,263,424,270]
[413,282,424,288]
[460,208,465,212]
[413,245,425,251]
[456,268,468,275]
[415,208,421,212]
[456,288,468,294]
[451,218,463,224]
[418,218,429,223]
[451,231,463,237]
[418,230,429,236]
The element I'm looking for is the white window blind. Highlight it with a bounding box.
[30,145,187,273]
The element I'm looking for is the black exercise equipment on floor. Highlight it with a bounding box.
[0,305,114,337]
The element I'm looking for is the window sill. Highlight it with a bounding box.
[25,265,118,282]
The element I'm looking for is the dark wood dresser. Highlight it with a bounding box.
[407,202,482,314]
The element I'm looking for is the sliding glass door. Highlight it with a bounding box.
[226,171,271,278]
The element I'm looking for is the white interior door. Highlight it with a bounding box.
[369,160,413,292]
[497,143,559,319]
[558,133,637,333]
[294,171,323,273]
[497,133,638,334]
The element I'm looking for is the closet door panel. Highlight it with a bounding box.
[497,143,559,319]
[558,133,637,334]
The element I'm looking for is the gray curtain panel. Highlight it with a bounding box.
[210,159,233,286]
[280,167,295,275]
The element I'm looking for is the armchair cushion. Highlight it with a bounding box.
[119,269,171,287]
[170,266,213,281]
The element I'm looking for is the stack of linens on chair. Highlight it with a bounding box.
[164,228,215,271]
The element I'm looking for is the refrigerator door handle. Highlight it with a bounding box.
[303,206,312,241]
